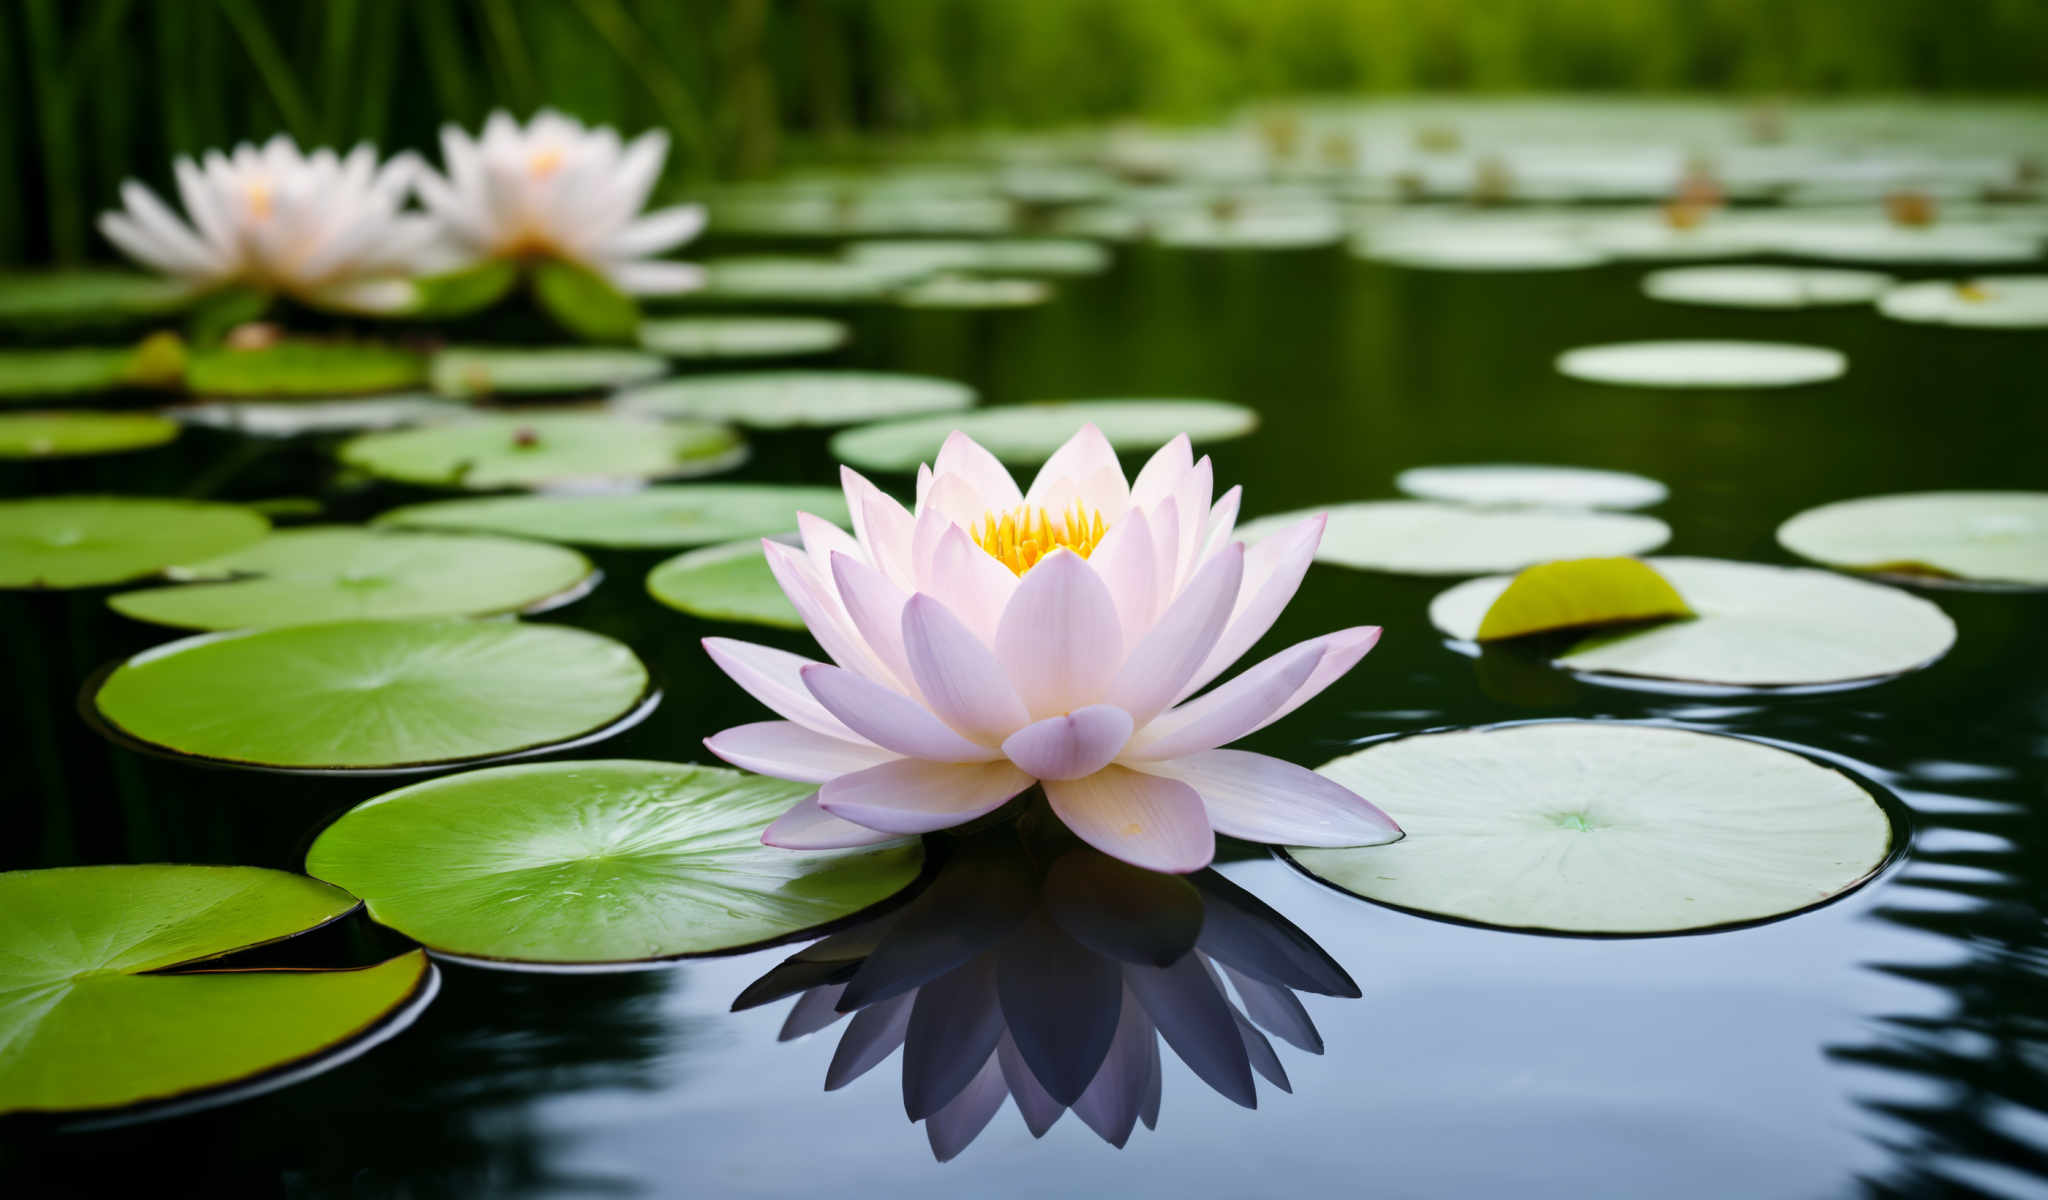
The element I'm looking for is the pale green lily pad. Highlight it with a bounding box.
[0,346,156,399]
[0,270,199,327]
[1777,491,2048,588]
[1877,277,2048,328]
[94,619,650,770]
[374,483,847,549]
[1354,228,1606,271]
[896,275,1054,309]
[615,370,974,430]
[638,316,848,360]
[305,759,924,966]
[1577,217,1763,261]
[338,413,746,490]
[185,342,428,397]
[1292,723,1893,934]
[1430,557,1957,687]
[1153,209,1345,249]
[172,394,462,437]
[1556,340,1846,388]
[108,527,595,631]
[831,399,1258,472]
[0,496,268,589]
[1239,501,1669,577]
[1643,266,1894,309]
[0,865,432,1117]
[693,256,926,304]
[428,346,667,399]
[0,412,179,459]
[846,238,1111,276]
[646,539,800,628]
[1395,464,1666,511]
[1769,223,2040,265]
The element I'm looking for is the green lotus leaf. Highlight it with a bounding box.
[171,393,462,438]
[1643,266,1893,309]
[1877,276,2048,328]
[0,346,156,400]
[637,315,848,360]
[647,539,800,627]
[0,496,269,589]
[895,275,1053,309]
[0,411,179,459]
[374,483,848,549]
[1555,340,1846,389]
[0,269,199,328]
[427,346,668,398]
[615,370,974,430]
[1395,464,1667,511]
[830,399,1257,472]
[185,341,429,397]
[1777,490,2048,588]
[338,413,745,490]
[532,259,641,343]
[409,260,521,319]
[1236,501,1670,577]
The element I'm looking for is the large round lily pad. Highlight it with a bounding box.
[428,347,669,399]
[94,619,650,770]
[1239,501,1669,576]
[1643,266,1894,309]
[895,275,1054,309]
[374,483,848,549]
[1291,723,1894,934]
[338,414,745,490]
[1354,228,1606,271]
[638,316,848,360]
[1876,277,2048,328]
[615,370,974,430]
[1395,464,1666,511]
[0,497,268,589]
[646,539,800,627]
[1430,557,1957,687]
[847,238,1111,276]
[1557,340,1846,389]
[1777,491,2048,588]
[108,527,595,631]
[0,347,154,399]
[693,256,924,304]
[185,342,428,397]
[0,412,179,459]
[305,759,924,966]
[172,394,462,438]
[0,270,198,327]
[0,865,432,1117]
[831,400,1258,472]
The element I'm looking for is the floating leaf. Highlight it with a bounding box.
[338,413,745,490]
[1292,723,1893,934]
[409,260,521,319]
[427,346,668,399]
[1153,209,1345,249]
[693,256,926,303]
[532,259,641,343]
[0,412,179,459]
[108,527,594,631]
[0,496,268,589]
[1395,464,1666,510]
[1354,227,1606,271]
[0,865,432,1117]
[0,270,198,328]
[647,539,800,627]
[1556,340,1846,388]
[1237,501,1669,577]
[305,760,923,966]
[847,238,1111,276]
[94,619,649,770]
[832,400,1257,472]
[897,275,1053,309]
[1472,557,1693,641]
[1768,223,2039,265]
[638,315,848,360]
[1643,266,1894,309]
[0,346,153,400]
[1877,276,2048,328]
[374,483,848,549]
[185,341,428,397]
[172,394,463,438]
[615,370,974,430]
[183,287,274,346]
[1777,491,2048,588]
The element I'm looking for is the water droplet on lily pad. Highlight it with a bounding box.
[0,411,179,459]
[1556,340,1846,388]
[0,496,268,589]
[427,346,668,399]
[831,399,1257,472]
[638,315,849,360]
[339,413,745,490]
[1396,464,1667,510]
[616,370,974,430]
[1291,722,1894,934]
[1777,491,2048,588]
[647,539,800,628]
[1643,266,1894,309]
[1238,501,1669,577]
[374,483,848,549]
[1877,276,2048,328]
[305,759,923,966]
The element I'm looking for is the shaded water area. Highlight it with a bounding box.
[5,236,2046,1196]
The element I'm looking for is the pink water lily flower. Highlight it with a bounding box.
[703,424,1400,873]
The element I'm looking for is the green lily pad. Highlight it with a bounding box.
[1471,557,1694,641]
[305,759,924,966]
[1768,223,2039,265]
[0,496,268,589]
[532,260,641,343]
[0,412,179,459]
[831,399,1258,472]
[0,346,158,400]
[1291,723,1893,934]
[896,275,1054,309]
[1556,341,1846,389]
[1354,227,1606,271]
[1153,209,1345,249]
[0,865,433,1118]
[108,527,595,631]
[338,413,745,490]
[692,256,926,304]
[172,394,463,437]
[1777,491,2048,588]
[409,260,521,319]
[847,238,1111,276]
[1238,501,1670,577]
[185,342,429,397]
[638,316,849,360]
[93,619,650,770]
[1877,276,2048,328]
[1643,266,1894,310]
[428,347,669,399]
[374,483,848,549]
[0,270,199,328]
[646,539,800,627]
[1395,464,1667,510]
[615,370,974,430]
[1431,557,1956,687]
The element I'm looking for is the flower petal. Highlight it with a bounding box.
[605,259,705,296]
[818,759,1033,833]
[1107,542,1244,726]
[934,430,1022,511]
[602,203,705,259]
[763,794,904,849]
[1250,625,1381,734]
[1024,423,1129,516]
[704,720,897,783]
[901,594,1030,744]
[830,552,915,689]
[1087,507,1158,641]
[995,550,1124,719]
[797,510,865,580]
[762,539,896,684]
[1180,512,1324,701]
[1129,434,1193,511]
[1043,766,1215,873]
[928,525,1017,645]
[842,466,917,589]
[1168,457,1215,588]
[702,637,862,741]
[1002,705,1134,780]
[1137,749,1401,846]
[1121,640,1323,761]
[802,664,995,762]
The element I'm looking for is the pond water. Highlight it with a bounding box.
[5,235,2045,1197]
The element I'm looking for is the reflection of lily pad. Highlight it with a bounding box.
[375,483,847,548]
[1239,501,1669,577]
[897,275,1053,309]
[1777,491,2048,588]
[185,342,428,397]
[1643,266,1893,309]
[638,316,848,360]
[1557,340,1846,388]
[108,527,594,631]
[0,412,179,459]
[1395,464,1666,510]
[0,270,198,327]
[0,496,268,589]
[0,865,432,1117]
[1292,723,1893,934]
[647,539,799,627]
[832,400,1257,471]
[1431,557,1956,687]
[1877,277,2048,328]
[616,370,974,430]
[339,413,745,490]
[428,346,668,399]
[94,619,650,770]
[172,394,461,437]
[305,760,923,966]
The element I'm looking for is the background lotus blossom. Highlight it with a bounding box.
[415,109,707,296]
[704,423,1402,873]
[97,135,435,314]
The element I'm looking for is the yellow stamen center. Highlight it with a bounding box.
[972,502,1108,575]
[528,147,565,177]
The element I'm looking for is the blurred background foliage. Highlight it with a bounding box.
[6,0,2046,265]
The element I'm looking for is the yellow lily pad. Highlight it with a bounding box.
[1475,557,1693,641]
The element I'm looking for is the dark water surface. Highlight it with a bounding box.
[5,240,2046,1198]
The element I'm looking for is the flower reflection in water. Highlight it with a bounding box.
[734,816,1358,1160]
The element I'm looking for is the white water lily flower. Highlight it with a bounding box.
[416,109,707,296]
[703,424,1401,873]
[97,135,434,313]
